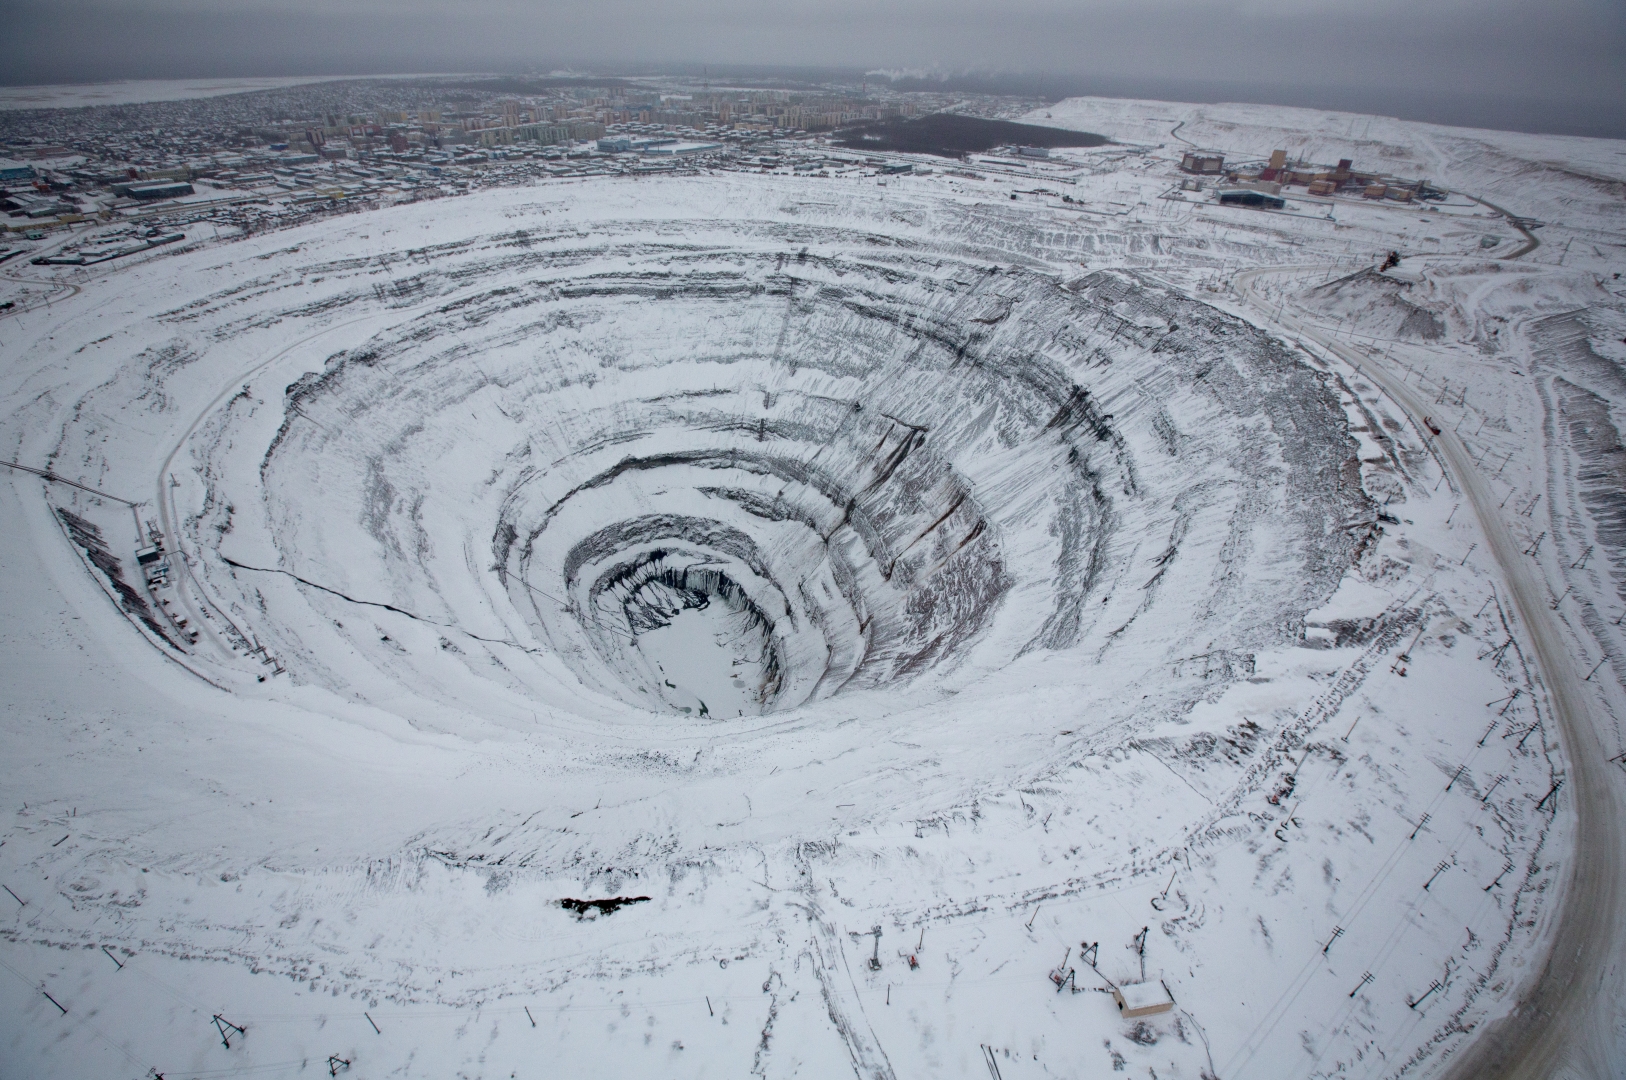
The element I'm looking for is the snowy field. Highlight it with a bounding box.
[0,77,371,111]
[2,98,1624,1079]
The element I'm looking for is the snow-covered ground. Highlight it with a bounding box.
[0,77,377,111]
[2,98,1623,1079]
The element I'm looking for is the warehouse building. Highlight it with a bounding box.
[1181,152,1224,174]
[126,181,195,201]
[1217,187,1285,209]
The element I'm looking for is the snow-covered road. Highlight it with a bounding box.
[1236,264,1626,1080]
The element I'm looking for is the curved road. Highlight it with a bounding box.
[1,266,83,321]
[1235,266,1624,1079]
[2,229,87,320]
[153,309,402,667]
[0,275,80,319]
[1460,193,1542,260]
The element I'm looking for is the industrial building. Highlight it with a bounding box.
[1246,148,1432,202]
[642,141,721,156]
[595,136,719,156]
[0,159,35,182]
[125,181,195,201]
[1181,152,1224,174]
[598,136,677,153]
[1217,187,1285,209]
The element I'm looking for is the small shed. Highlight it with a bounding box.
[1111,980,1175,1018]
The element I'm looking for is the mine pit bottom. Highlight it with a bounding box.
[632,600,775,718]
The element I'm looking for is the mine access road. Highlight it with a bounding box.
[1235,264,1625,1080]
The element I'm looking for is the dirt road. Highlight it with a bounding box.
[1459,193,1542,260]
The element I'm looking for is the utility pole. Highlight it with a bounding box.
[1408,979,1443,1010]
[212,1014,246,1049]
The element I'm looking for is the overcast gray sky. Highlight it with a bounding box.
[2,0,1622,135]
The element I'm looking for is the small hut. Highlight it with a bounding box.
[1111,980,1175,1018]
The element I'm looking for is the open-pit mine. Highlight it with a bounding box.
[4,96,1624,1080]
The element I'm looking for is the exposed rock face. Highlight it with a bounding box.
[241,233,1364,720]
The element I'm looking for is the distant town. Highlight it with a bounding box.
[1,73,1448,265]
[0,76,951,243]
